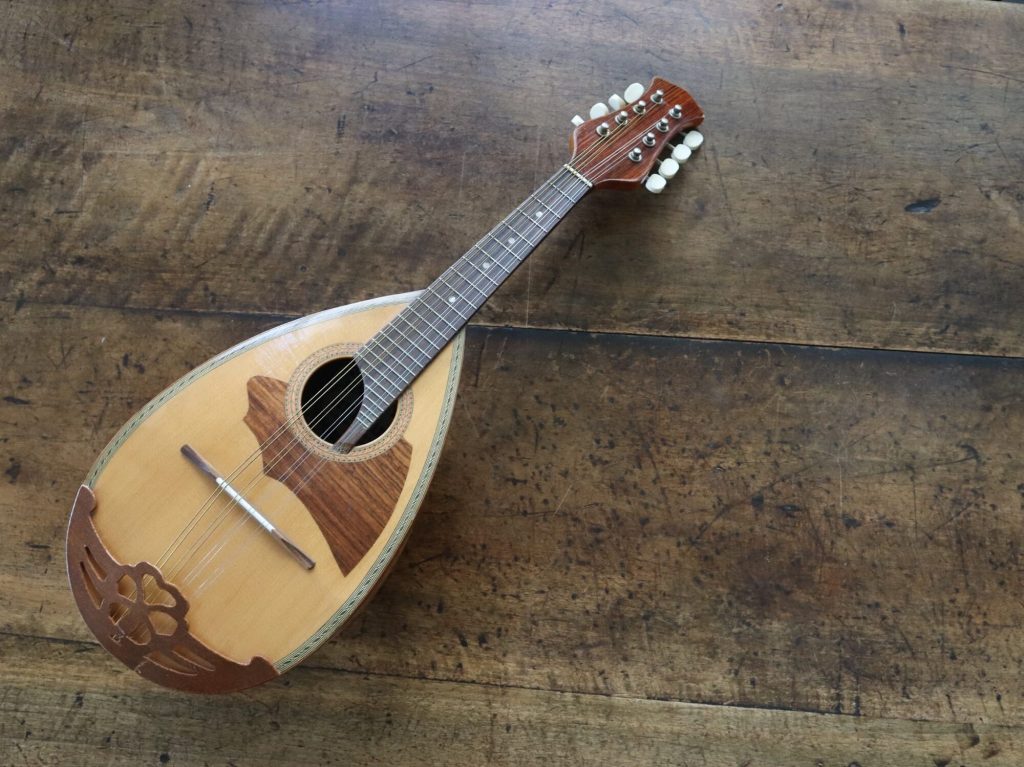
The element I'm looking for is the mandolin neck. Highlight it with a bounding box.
[344,165,591,446]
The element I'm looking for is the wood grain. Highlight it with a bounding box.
[4,633,1024,767]
[243,374,413,575]
[3,0,1023,762]
[5,303,1024,724]
[1,0,1022,355]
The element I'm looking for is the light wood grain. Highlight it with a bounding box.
[1,0,1022,355]
[70,295,461,670]
[2,633,1022,767]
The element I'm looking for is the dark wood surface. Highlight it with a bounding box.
[2,0,1024,764]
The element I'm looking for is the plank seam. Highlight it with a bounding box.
[8,296,1024,363]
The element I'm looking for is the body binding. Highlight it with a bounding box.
[66,292,464,692]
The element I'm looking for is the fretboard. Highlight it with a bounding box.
[347,166,590,443]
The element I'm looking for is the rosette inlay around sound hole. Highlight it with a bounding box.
[300,356,397,445]
[284,342,413,462]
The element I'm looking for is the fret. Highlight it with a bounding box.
[378,327,425,375]
[415,295,462,333]
[467,246,505,287]
[357,344,408,395]
[357,341,399,382]
[398,314,444,353]
[436,271,482,307]
[455,258,503,295]
[516,208,549,235]
[342,168,588,448]
[554,174,587,198]
[449,264,491,304]
[470,259,505,287]
[359,386,389,415]
[482,232,522,259]
[503,220,532,244]
[550,181,576,204]
[368,328,419,377]
[364,367,403,403]
[359,369,401,407]
[405,301,452,338]
[390,316,442,356]
[532,195,558,216]
[492,229,532,256]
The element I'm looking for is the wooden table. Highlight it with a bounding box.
[3,1,1023,764]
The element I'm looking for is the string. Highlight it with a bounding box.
[170,103,689,586]
[166,98,657,572]
[173,169,592,587]
[161,97,697,587]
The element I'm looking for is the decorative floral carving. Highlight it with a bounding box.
[67,485,277,693]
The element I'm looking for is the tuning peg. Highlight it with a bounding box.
[608,93,625,111]
[670,144,691,163]
[644,173,667,194]
[683,130,704,150]
[571,114,585,127]
[589,102,610,119]
[658,157,680,180]
[624,83,645,103]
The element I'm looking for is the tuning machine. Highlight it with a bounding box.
[666,131,705,164]
[644,174,667,194]
[624,82,645,103]
[669,144,691,163]
[644,157,678,194]
[682,130,704,150]
[646,131,705,194]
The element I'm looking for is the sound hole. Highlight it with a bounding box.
[300,357,397,446]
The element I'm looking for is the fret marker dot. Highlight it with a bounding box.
[482,261,491,269]
[448,296,457,303]
[507,237,516,245]
[534,211,543,218]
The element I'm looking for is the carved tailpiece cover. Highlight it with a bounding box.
[65,485,278,693]
[243,375,412,574]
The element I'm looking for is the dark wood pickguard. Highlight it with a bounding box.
[243,375,412,574]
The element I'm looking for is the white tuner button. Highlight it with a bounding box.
[671,144,692,163]
[608,93,625,110]
[659,158,680,179]
[683,130,704,150]
[624,82,645,103]
[589,102,609,119]
[571,114,585,127]
[645,174,667,194]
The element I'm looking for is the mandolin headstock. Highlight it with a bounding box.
[568,77,704,191]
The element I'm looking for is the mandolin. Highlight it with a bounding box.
[66,77,704,693]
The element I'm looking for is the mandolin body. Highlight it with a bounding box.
[66,292,464,693]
